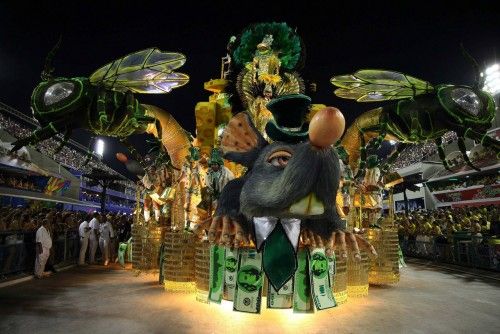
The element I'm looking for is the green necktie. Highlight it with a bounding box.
[263,221,297,291]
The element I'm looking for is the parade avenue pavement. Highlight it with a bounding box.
[1,261,499,334]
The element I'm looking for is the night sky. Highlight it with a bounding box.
[0,1,498,178]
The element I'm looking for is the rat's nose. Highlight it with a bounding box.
[309,107,345,148]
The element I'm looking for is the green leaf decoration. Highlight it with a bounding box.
[330,69,434,102]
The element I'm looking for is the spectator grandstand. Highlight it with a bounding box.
[391,131,458,170]
[0,104,136,191]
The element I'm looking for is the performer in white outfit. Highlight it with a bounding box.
[99,216,115,266]
[88,212,100,264]
[78,214,91,265]
[35,219,52,278]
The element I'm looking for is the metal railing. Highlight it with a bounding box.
[400,233,500,272]
[0,229,79,277]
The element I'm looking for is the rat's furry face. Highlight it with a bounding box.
[239,141,340,221]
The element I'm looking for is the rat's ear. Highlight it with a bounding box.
[221,112,268,168]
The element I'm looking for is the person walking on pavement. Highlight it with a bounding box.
[99,214,115,266]
[35,219,52,278]
[78,214,91,265]
[88,212,100,264]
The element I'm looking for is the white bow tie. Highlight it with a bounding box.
[253,217,301,251]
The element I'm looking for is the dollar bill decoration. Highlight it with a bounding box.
[233,249,263,313]
[196,290,210,304]
[328,251,336,282]
[309,248,336,310]
[267,277,293,309]
[293,249,313,313]
[223,247,239,301]
[208,245,225,303]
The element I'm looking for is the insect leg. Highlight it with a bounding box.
[10,121,64,152]
[97,89,108,132]
[354,131,367,179]
[119,137,143,162]
[464,128,500,152]
[457,136,480,171]
[367,114,387,151]
[53,129,72,155]
[82,137,96,166]
[380,142,408,178]
[126,92,140,129]
[435,137,452,171]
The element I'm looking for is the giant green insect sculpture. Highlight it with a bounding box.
[11,41,189,158]
[331,68,499,178]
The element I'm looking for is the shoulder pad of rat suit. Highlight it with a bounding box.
[220,112,267,167]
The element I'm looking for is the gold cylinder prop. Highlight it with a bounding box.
[347,251,369,298]
[367,228,400,285]
[163,231,196,293]
[332,254,348,305]
[170,182,186,231]
[131,225,166,271]
[195,241,211,303]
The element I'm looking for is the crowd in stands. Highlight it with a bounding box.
[0,174,40,192]
[81,180,137,198]
[392,131,458,170]
[396,206,499,239]
[81,191,101,203]
[396,206,500,269]
[0,113,123,177]
[428,174,499,192]
[80,191,134,208]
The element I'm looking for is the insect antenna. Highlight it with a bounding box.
[460,43,484,89]
[41,35,62,81]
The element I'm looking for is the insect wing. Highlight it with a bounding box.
[89,48,189,93]
[331,69,433,102]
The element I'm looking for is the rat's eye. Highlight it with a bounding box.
[267,150,292,168]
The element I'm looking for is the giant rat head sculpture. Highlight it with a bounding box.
[204,95,374,290]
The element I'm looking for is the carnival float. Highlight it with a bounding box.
[11,22,500,313]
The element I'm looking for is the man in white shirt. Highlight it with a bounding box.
[99,214,115,266]
[88,212,100,264]
[78,214,92,265]
[35,219,52,278]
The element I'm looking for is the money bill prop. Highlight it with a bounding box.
[267,277,293,309]
[208,245,225,303]
[223,247,239,301]
[293,249,313,313]
[309,248,336,310]
[328,251,336,285]
[196,290,210,304]
[233,249,263,313]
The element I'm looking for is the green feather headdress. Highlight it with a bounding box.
[233,22,303,71]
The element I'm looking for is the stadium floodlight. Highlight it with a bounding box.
[95,138,105,158]
[481,63,500,96]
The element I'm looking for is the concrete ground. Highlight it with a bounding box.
[0,262,499,334]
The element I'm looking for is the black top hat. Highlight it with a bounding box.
[265,94,311,143]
